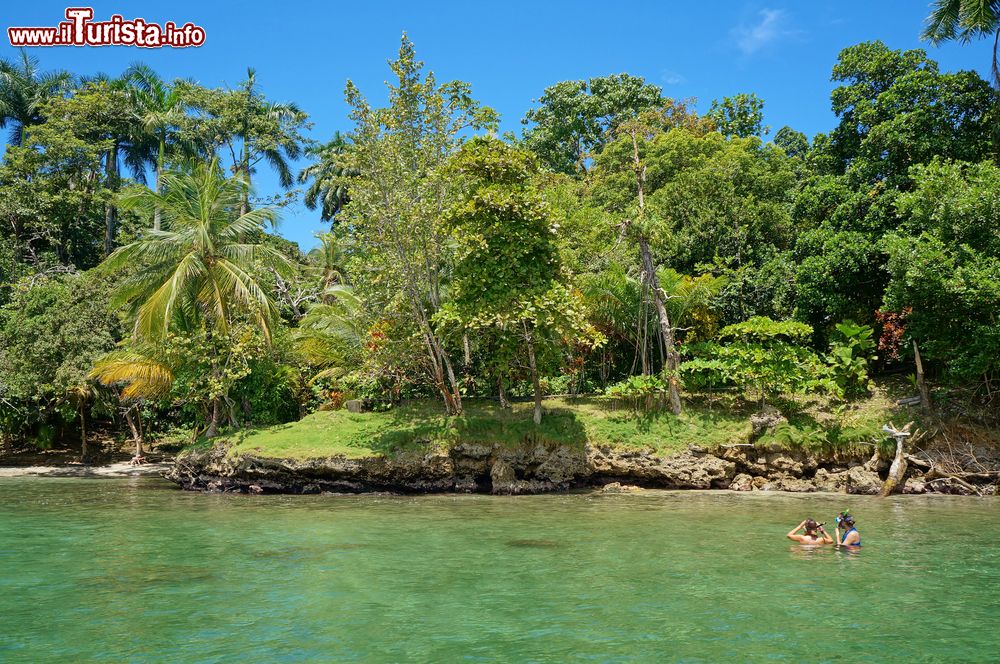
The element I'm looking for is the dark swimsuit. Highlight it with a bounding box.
[841,527,860,547]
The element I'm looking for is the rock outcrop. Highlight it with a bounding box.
[166,442,742,494]
[165,438,993,496]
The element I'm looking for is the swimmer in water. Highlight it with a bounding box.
[787,518,834,545]
[836,512,861,548]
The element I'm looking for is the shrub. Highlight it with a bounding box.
[681,317,825,407]
[825,320,876,398]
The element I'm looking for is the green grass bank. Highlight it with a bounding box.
[202,389,899,462]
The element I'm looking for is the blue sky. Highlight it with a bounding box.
[1,1,991,251]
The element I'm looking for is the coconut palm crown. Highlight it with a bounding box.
[104,159,293,341]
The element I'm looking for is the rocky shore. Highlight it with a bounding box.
[165,440,998,496]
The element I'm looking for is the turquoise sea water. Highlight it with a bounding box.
[2,477,999,662]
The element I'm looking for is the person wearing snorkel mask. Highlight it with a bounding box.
[836,512,861,547]
[787,518,834,545]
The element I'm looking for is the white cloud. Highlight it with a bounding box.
[661,70,686,85]
[731,8,796,56]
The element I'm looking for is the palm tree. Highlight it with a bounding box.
[233,68,306,215]
[103,159,293,436]
[124,63,195,231]
[580,263,650,376]
[0,50,73,146]
[924,1,1000,87]
[307,231,352,293]
[294,284,364,384]
[299,132,357,221]
[90,347,173,458]
[79,74,155,256]
[105,158,293,341]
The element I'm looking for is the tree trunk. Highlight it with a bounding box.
[525,324,542,425]
[638,235,682,415]
[153,136,164,231]
[441,349,463,414]
[79,407,88,463]
[417,310,462,416]
[125,405,144,458]
[205,398,223,438]
[103,143,119,257]
[498,377,510,409]
[879,436,909,497]
[630,126,681,415]
[913,340,931,413]
[240,155,250,217]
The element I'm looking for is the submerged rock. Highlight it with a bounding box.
[600,482,642,494]
[507,539,560,548]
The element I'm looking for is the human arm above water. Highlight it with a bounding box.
[787,519,807,541]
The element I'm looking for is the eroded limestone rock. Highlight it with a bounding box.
[814,468,848,493]
[846,466,882,495]
[730,473,754,492]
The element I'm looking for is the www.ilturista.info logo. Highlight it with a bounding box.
[8,8,205,48]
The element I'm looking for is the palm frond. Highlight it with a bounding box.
[89,349,174,400]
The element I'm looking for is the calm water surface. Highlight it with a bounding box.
[1,477,999,662]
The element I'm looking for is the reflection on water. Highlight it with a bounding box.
[2,478,1000,662]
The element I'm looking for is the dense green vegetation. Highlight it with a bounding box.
[1,15,998,461]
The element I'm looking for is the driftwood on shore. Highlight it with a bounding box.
[879,422,913,497]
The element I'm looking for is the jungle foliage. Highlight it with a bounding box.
[1,30,997,453]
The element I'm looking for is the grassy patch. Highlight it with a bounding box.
[211,396,753,460]
[756,385,898,455]
[188,384,907,461]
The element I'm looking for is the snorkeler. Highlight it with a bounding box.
[787,518,834,545]
[836,512,861,547]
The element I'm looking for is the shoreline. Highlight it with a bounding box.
[4,438,996,498]
[162,441,998,497]
[0,461,173,478]
[3,455,995,499]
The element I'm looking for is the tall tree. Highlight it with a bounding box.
[298,132,357,221]
[338,35,498,415]
[124,63,194,231]
[6,83,142,264]
[180,70,309,215]
[826,41,993,186]
[440,137,600,424]
[521,74,665,175]
[0,50,73,146]
[84,77,154,256]
[593,114,691,414]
